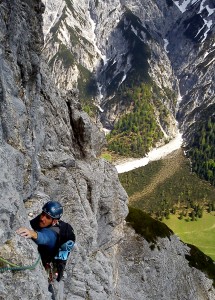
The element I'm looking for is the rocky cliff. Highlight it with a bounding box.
[0,1,214,300]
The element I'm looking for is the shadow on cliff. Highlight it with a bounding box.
[126,206,173,245]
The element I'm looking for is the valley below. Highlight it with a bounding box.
[117,142,215,262]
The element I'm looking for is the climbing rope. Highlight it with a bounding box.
[0,255,41,272]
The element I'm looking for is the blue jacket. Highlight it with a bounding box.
[30,216,59,264]
[30,215,75,265]
[34,228,58,250]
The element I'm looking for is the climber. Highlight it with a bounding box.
[16,200,76,282]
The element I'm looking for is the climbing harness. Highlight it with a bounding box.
[45,262,58,283]
[0,255,41,272]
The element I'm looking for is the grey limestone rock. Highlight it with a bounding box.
[115,226,215,300]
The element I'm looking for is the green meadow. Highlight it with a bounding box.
[163,213,215,261]
[118,149,215,261]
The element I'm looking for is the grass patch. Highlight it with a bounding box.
[126,206,173,245]
[100,152,112,162]
[100,150,131,164]
[163,213,215,261]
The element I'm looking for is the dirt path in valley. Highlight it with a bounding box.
[129,149,184,204]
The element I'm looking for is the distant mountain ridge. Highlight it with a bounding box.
[42,0,215,176]
[43,0,214,125]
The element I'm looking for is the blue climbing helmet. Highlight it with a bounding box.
[42,201,63,219]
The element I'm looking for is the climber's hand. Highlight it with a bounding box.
[16,227,37,239]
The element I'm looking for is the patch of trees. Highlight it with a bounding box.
[107,83,168,157]
[153,200,214,222]
[188,117,215,186]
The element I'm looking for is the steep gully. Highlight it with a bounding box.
[115,128,182,173]
[114,91,184,173]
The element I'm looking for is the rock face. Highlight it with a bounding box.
[0,1,214,300]
[0,0,127,298]
[115,226,214,300]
